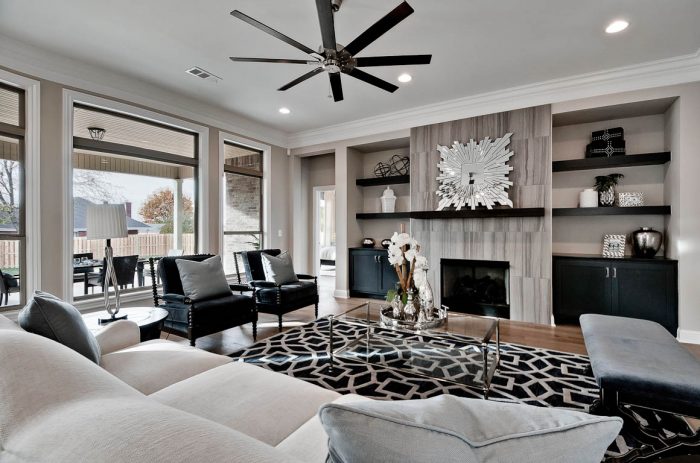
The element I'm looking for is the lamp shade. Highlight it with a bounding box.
[86,204,128,240]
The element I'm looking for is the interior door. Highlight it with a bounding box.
[554,258,612,324]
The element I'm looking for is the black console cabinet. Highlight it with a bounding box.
[553,255,678,334]
[349,248,399,299]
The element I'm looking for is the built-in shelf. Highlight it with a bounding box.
[356,175,410,186]
[356,212,411,220]
[553,253,676,262]
[553,206,671,216]
[411,208,545,219]
[552,152,670,172]
[356,208,546,220]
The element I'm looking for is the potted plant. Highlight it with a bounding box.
[594,173,624,207]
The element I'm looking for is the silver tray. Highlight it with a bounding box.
[379,305,447,331]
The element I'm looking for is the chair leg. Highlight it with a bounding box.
[190,337,196,347]
[278,314,283,332]
[315,302,319,319]
[252,320,257,342]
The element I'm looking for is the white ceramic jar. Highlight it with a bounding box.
[579,188,598,208]
[381,186,396,213]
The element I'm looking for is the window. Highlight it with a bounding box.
[222,141,263,275]
[72,104,198,300]
[0,83,25,309]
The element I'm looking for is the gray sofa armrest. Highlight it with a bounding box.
[95,320,141,355]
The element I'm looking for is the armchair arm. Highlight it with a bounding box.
[95,320,141,355]
[229,283,253,293]
[162,293,192,305]
[296,274,317,281]
[249,280,279,288]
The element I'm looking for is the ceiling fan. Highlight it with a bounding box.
[229,0,432,102]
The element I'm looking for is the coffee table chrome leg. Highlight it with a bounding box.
[496,319,501,371]
[482,340,489,399]
[328,315,335,372]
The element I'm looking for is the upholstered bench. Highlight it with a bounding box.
[580,314,700,417]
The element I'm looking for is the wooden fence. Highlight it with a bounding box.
[0,233,195,269]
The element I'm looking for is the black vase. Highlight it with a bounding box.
[632,227,663,258]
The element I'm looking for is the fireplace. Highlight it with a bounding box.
[440,259,510,318]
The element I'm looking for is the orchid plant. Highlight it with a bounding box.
[387,232,428,294]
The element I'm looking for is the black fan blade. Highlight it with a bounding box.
[355,54,432,67]
[315,0,337,51]
[344,1,414,56]
[278,67,325,91]
[345,68,398,93]
[329,73,343,102]
[231,10,316,56]
[230,57,318,64]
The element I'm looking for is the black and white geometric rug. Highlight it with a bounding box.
[231,317,698,462]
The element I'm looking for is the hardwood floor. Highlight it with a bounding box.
[164,275,700,360]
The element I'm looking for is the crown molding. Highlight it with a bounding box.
[0,34,289,148]
[287,49,700,148]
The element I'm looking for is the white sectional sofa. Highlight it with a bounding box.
[0,315,364,463]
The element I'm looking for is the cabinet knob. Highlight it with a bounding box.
[605,267,610,278]
[613,267,617,278]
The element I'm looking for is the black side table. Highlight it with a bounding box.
[83,307,169,342]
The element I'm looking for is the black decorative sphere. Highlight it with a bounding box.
[362,238,376,248]
[381,239,392,249]
[374,162,391,178]
[389,155,410,176]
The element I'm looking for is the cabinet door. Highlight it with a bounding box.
[553,258,612,324]
[350,251,380,294]
[612,262,678,334]
[379,254,400,295]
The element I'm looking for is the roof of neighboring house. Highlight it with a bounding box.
[73,197,153,232]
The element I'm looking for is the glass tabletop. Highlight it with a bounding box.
[329,301,500,394]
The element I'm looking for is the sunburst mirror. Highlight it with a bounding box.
[435,133,514,210]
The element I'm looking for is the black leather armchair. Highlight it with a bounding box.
[150,254,257,346]
[235,249,318,331]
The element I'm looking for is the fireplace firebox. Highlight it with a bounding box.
[440,259,510,318]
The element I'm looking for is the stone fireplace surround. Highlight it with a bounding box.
[410,105,552,324]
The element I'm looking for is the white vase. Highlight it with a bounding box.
[579,189,598,208]
[381,187,396,213]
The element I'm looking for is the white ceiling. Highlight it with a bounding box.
[1,0,699,135]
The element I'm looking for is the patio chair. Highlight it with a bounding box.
[0,269,20,306]
[87,255,139,293]
[73,252,95,294]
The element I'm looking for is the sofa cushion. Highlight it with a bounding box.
[17,291,101,363]
[151,361,340,446]
[261,251,299,285]
[0,314,23,332]
[277,394,371,463]
[256,280,317,305]
[176,255,231,301]
[100,339,232,395]
[158,254,214,295]
[0,329,302,463]
[240,249,281,282]
[319,395,622,463]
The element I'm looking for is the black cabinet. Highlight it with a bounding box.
[349,248,399,299]
[553,255,678,334]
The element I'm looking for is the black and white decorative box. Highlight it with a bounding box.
[591,127,624,142]
[586,139,626,157]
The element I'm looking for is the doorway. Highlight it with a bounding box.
[313,186,336,292]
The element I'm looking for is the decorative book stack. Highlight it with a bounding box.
[586,127,626,158]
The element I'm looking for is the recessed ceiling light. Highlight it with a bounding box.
[605,20,629,34]
[398,73,412,83]
[278,107,291,115]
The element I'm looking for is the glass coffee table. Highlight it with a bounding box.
[328,302,500,398]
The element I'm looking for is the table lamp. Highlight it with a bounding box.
[86,203,128,324]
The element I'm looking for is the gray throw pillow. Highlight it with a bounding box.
[261,251,298,285]
[319,395,622,463]
[175,255,231,301]
[18,291,101,364]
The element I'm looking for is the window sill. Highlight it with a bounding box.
[73,288,156,312]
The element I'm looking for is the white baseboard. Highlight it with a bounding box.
[678,329,700,345]
[333,289,350,299]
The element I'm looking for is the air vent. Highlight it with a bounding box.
[186,66,222,83]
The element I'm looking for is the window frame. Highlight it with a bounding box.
[62,90,209,306]
[218,132,271,278]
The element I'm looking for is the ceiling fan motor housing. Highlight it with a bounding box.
[331,0,343,13]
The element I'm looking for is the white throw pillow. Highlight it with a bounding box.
[175,255,231,301]
[261,251,299,285]
[319,395,622,463]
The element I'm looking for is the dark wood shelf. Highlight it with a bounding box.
[553,253,677,263]
[356,212,411,220]
[553,206,670,216]
[411,207,545,219]
[356,175,410,186]
[552,152,670,172]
